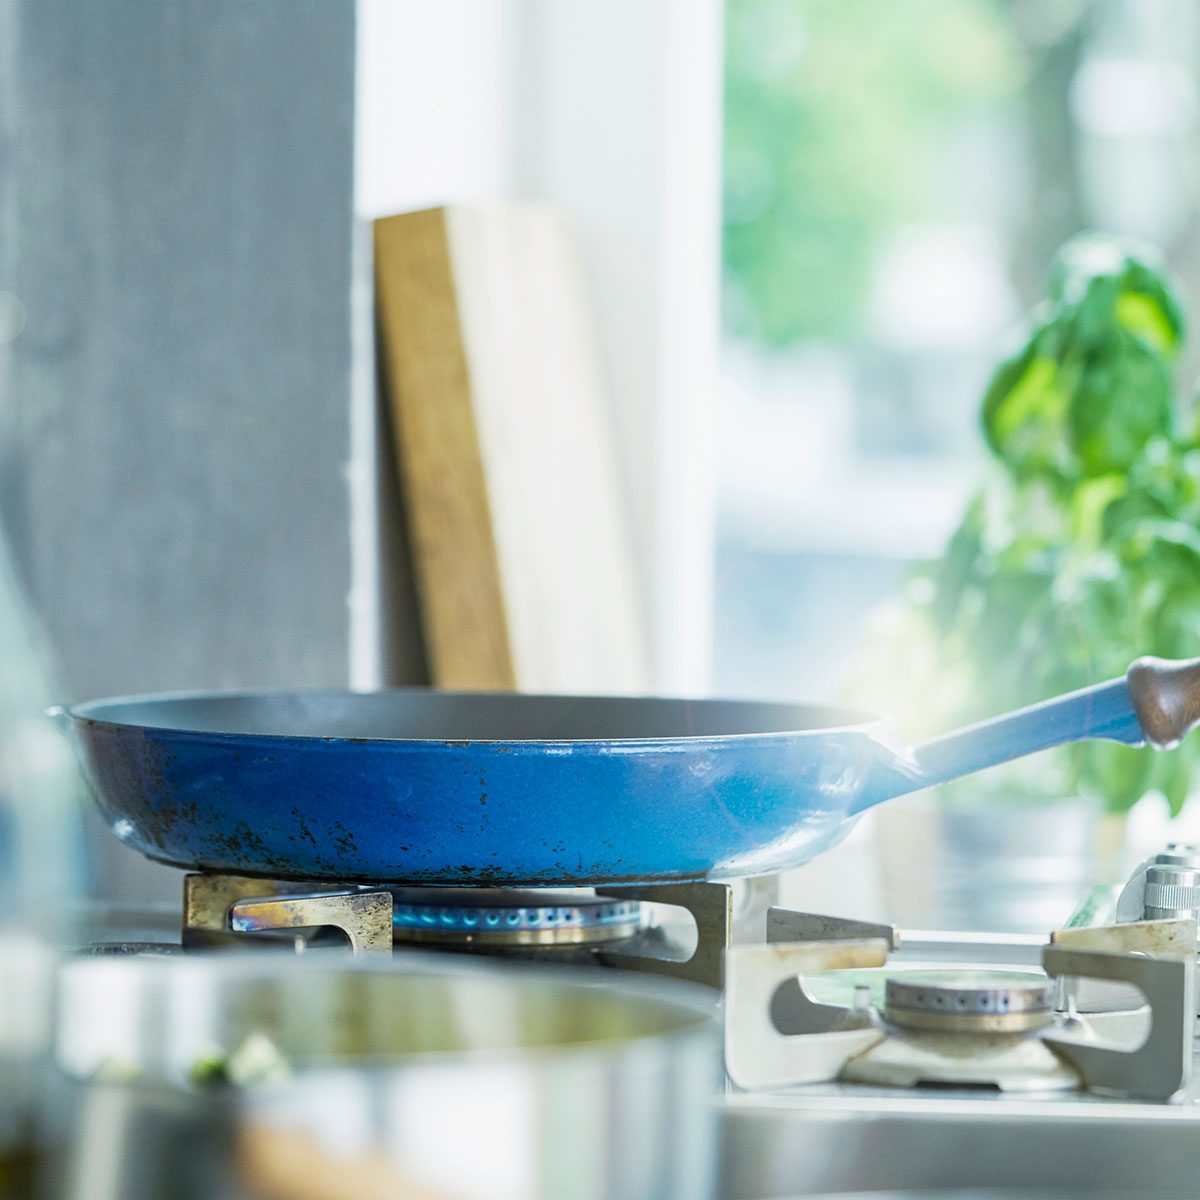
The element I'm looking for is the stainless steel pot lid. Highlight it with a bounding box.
[54,951,719,1084]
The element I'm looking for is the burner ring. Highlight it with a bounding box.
[389,889,642,948]
[884,972,1052,1034]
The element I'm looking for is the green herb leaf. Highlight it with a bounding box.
[982,338,1070,477]
[1067,331,1173,474]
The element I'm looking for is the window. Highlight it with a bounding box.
[716,0,1200,705]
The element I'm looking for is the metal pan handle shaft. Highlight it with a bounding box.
[858,655,1200,811]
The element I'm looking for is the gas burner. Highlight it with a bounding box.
[178,872,741,990]
[881,972,1052,1034]
[725,903,1198,1102]
[388,888,641,949]
[841,971,1078,1093]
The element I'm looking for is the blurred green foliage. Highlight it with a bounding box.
[723,0,1024,345]
[726,1,1200,812]
[889,237,1200,813]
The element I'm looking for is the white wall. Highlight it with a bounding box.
[356,2,523,212]
[354,0,722,694]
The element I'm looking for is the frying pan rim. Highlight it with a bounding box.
[62,685,885,746]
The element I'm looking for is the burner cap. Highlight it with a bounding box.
[389,888,642,949]
[884,971,1052,1034]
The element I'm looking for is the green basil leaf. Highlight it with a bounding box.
[981,338,1071,475]
[1067,332,1173,474]
[1050,235,1185,356]
[1116,291,1182,357]
[1118,517,1200,573]
[1069,475,1126,548]
[1116,259,1186,355]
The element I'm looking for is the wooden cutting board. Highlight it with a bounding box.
[374,206,648,693]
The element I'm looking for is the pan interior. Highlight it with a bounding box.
[72,690,874,742]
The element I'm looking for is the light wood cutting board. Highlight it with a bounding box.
[374,205,648,694]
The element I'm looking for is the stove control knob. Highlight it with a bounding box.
[1117,845,1200,925]
[1143,865,1200,921]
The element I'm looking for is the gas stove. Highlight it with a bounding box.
[62,846,1200,1199]
[725,899,1194,1102]
[716,842,1200,1199]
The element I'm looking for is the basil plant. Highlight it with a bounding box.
[876,235,1200,814]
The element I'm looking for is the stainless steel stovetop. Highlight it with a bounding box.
[720,923,1200,1199]
[718,843,1200,1199]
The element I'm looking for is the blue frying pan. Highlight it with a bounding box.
[61,656,1200,885]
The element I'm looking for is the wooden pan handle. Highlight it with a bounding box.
[1127,655,1200,750]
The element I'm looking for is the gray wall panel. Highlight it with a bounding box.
[0,0,358,900]
[2,0,356,700]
